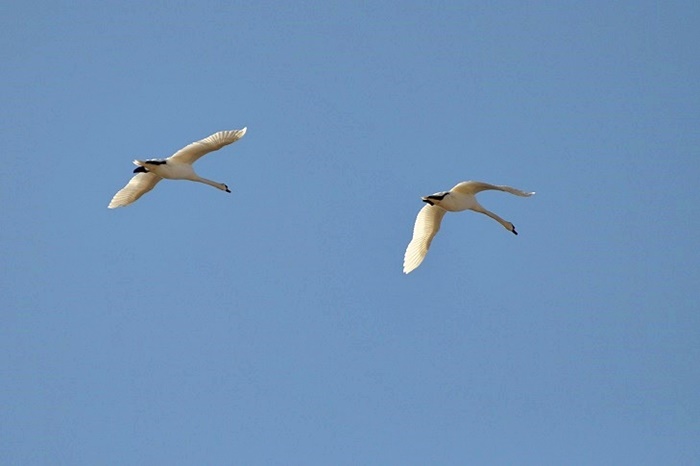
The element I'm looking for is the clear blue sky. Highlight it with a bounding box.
[2,1,699,464]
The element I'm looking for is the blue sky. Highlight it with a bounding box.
[2,1,699,464]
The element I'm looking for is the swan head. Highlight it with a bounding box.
[223,183,231,193]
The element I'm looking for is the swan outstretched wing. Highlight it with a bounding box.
[403,205,447,274]
[108,173,161,208]
[452,181,535,197]
[168,128,247,164]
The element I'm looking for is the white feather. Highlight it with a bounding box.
[108,173,161,209]
[169,129,247,165]
[403,205,447,274]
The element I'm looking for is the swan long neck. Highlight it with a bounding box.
[472,205,512,231]
[194,175,227,191]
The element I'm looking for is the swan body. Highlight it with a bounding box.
[108,128,247,208]
[403,181,535,274]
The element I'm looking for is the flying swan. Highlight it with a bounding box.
[403,181,535,274]
[108,128,247,208]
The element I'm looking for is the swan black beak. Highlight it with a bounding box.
[225,188,231,193]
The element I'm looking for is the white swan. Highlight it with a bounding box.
[403,181,535,274]
[108,128,247,208]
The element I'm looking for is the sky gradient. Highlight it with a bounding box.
[2,1,699,464]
